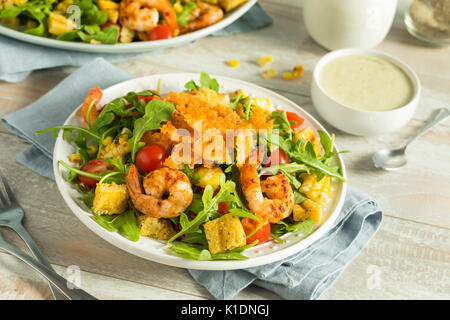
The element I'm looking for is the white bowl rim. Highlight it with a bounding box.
[313,48,421,115]
[0,0,257,53]
[53,73,348,270]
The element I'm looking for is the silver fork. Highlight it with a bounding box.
[0,170,96,300]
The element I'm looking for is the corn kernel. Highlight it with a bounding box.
[90,39,101,44]
[87,145,98,156]
[283,72,294,80]
[293,65,305,77]
[261,69,277,80]
[173,1,183,13]
[69,154,81,164]
[228,59,239,68]
[257,55,273,67]
[102,136,113,146]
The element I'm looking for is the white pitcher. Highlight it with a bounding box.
[303,0,398,50]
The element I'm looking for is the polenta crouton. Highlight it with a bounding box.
[293,199,322,224]
[92,182,128,215]
[293,127,322,156]
[203,214,246,254]
[138,216,176,240]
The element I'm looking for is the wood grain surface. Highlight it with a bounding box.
[0,0,449,300]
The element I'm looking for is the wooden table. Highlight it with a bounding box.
[0,0,449,300]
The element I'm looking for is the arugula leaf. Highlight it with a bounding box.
[268,133,346,181]
[184,80,200,92]
[167,180,237,244]
[176,1,196,27]
[183,72,219,92]
[129,99,174,162]
[92,210,140,241]
[242,97,253,120]
[271,218,315,235]
[318,130,334,158]
[0,0,52,36]
[169,243,250,261]
[199,72,219,92]
[294,190,307,204]
[183,165,201,185]
[35,125,102,143]
[229,92,244,110]
[271,110,293,139]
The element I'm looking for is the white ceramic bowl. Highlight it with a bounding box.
[311,48,421,136]
[0,0,256,53]
[53,73,347,270]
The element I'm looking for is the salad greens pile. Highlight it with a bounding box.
[35,72,346,261]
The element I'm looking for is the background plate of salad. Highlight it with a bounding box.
[50,73,347,270]
[0,0,257,53]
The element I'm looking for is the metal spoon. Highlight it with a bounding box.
[373,108,450,171]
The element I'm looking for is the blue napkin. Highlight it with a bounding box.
[0,2,272,82]
[1,59,383,300]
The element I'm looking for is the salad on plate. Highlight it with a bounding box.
[37,72,346,261]
[0,0,248,44]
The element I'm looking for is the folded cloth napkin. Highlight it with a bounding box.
[0,2,272,83]
[1,59,383,300]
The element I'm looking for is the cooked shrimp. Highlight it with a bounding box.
[126,165,193,218]
[76,86,102,127]
[181,1,224,34]
[119,0,179,33]
[240,151,294,223]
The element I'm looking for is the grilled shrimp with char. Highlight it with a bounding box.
[119,0,179,33]
[239,149,295,223]
[126,165,193,218]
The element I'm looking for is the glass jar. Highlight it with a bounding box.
[404,0,450,46]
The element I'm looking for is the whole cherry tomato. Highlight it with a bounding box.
[218,202,229,215]
[241,218,271,245]
[276,110,305,130]
[147,25,172,41]
[136,144,167,173]
[78,158,110,187]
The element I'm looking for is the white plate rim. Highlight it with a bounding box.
[53,73,347,270]
[0,0,257,53]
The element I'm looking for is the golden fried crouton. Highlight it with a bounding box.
[48,13,76,36]
[203,214,246,254]
[92,182,128,215]
[293,199,322,223]
[138,216,176,240]
[219,0,248,12]
[299,172,331,203]
[293,127,322,156]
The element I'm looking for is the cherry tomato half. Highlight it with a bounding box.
[264,148,289,167]
[78,158,110,187]
[147,25,172,41]
[276,110,305,130]
[218,202,229,215]
[136,144,167,173]
[138,90,161,104]
[261,148,289,179]
[241,218,271,245]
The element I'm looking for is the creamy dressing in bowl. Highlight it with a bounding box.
[320,54,414,112]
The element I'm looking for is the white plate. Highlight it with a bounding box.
[53,73,347,270]
[0,0,257,53]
